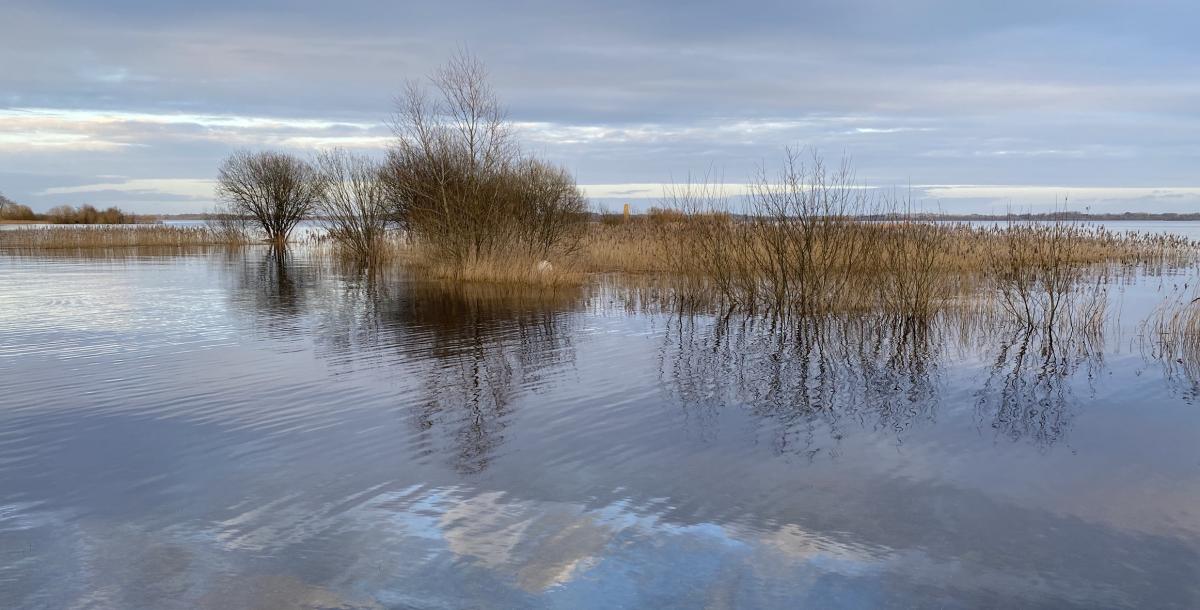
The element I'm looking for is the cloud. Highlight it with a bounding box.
[2,1,1199,212]
[40,178,215,200]
[0,107,388,153]
[0,131,133,151]
[850,127,938,135]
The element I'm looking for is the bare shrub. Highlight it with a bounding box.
[647,207,687,225]
[0,193,37,221]
[45,204,135,224]
[986,219,1092,330]
[314,149,392,263]
[598,206,625,227]
[500,158,588,259]
[215,150,325,245]
[868,195,955,323]
[383,52,587,281]
[660,151,885,318]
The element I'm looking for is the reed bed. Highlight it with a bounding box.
[303,209,1193,327]
[306,230,584,287]
[0,226,247,250]
[304,230,408,266]
[1141,288,1200,382]
[576,217,1191,322]
[6,204,1194,335]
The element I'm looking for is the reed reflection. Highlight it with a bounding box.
[661,299,1111,455]
[660,313,944,457]
[224,251,1120,466]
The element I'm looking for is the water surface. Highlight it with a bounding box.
[1,242,1198,608]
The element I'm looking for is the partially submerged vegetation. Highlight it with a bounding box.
[574,156,1191,326]
[3,53,1198,339]
[194,53,1195,320]
[215,150,325,246]
[0,225,244,250]
[382,53,588,284]
[1141,287,1200,383]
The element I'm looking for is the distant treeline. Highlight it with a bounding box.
[596,209,1200,224]
[56,206,1200,226]
[859,211,1200,222]
[158,209,1200,225]
[0,196,149,224]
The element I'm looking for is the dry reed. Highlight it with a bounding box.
[576,210,1191,322]
[0,226,247,250]
[1141,286,1200,382]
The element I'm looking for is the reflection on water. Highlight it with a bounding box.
[393,284,579,475]
[659,304,1112,457]
[2,247,1199,608]
[975,323,1104,448]
[228,247,315,340]
[661,314,942,458]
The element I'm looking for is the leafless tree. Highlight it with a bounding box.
[215,150,325,245]
[382,51,586,271]
[314,148,391,261]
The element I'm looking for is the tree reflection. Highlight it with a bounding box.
[226,246,317,340]
[973,298,1106,449]
[660,313,944,458]
[300,267,582,475]
[396,284,579,474]
[661,300,1112,456]
[221,249,1119,467]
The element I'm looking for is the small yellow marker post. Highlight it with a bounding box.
[623,203,631,223]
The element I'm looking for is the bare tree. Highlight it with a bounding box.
[215,150,325,245]
[382,51,586,273]
[314,148,391,261]
[0,192,11,217]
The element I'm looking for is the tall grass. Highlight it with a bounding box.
[0,226,246,250]
[1142,287,1200,382]
[576,187,1191,323]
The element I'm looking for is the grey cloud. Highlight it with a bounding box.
[2,1,1199,213]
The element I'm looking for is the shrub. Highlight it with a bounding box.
[314,148,392,263]
[0,193,38,221]
[43,204,133,224]
[382,52,587,280]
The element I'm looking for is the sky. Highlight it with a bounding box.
[2,0,1199,214]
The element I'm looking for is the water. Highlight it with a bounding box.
[1,235,1199,608]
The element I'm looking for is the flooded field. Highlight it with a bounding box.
[2,234,1199,608]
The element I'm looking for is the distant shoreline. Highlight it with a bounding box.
[860,212,1200,222]
[117,211,1200,223]
[634,211,1200,222]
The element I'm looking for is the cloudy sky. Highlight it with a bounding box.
[2,0,1199,213]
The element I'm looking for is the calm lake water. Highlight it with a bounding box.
[2,225,1200,608]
